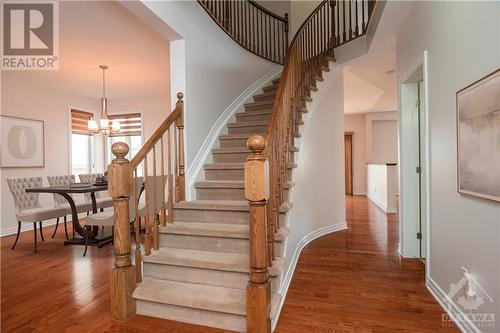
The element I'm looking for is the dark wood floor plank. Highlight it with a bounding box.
[1,196,457,332]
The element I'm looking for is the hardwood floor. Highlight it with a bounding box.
[1,196,457,332]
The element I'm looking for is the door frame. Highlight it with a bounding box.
[344,132,353,195]
[397,51,431,277]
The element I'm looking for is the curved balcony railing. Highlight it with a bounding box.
[198,0,289,64]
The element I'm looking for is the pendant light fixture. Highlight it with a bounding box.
[88,65,120,135]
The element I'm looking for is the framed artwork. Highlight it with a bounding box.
[0,116,45,168]
[456,68,500,202]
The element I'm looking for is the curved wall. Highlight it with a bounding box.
[124,1,279,196]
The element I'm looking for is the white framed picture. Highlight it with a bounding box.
[456,69,500,202]
[0,116,45,168]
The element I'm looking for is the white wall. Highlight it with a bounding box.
[365,111,399,163]
[280,65,346,314]
[396,1,500,329]
[131,1,278,176]
[367,164,398,213]
[344,113,367,195]
[255,0,290,18]
[0,73,99,234]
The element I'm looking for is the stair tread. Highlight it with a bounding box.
[212,147,250,153]
[227,120,268,128]
[143,247,285,276]
[235,109,273,116]
[134,278,281,317]
[195,180,244,189]
[219,133,266,140]
[161,221,289,241]
[244,100,275,108]
[175,200,293,213]
[204,162,297,170]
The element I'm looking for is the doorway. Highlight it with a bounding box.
[344,132,353,195]
[399,52,429,262]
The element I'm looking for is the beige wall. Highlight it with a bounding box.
[344,113,367,195]
[255,0,290,18]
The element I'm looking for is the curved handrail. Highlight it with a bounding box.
[198,0,289,64]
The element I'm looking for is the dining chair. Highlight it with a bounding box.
[6,177,66,252]
[83,177,143,256]
[78,173,113,210]
[47,175,93,240]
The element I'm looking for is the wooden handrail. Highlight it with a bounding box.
[244,1,378,332]
[108,92,185,322]
[198,0,289,64]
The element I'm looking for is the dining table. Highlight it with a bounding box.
[25,183,113,252]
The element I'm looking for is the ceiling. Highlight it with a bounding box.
[343,1,414,114]
[4,1,170,100]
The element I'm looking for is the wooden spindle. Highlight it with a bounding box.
[245,135,270,333]
[167,128,174,224]
[175,92,185,202]
[152,145,159,251]
[143,157,151,256]
[108,142,136,321]
[134,168,142,283]
[160,136,166,227]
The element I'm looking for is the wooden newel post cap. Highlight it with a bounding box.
[177,92,184,101]
[247,135,266,154]
[111,142,129,160]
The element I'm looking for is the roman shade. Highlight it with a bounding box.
[71,110,94,135]
[108,113,142,137]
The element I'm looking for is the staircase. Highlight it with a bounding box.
[132,78,290,332]
[107,0,379,332]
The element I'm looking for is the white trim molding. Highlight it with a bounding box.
[367,193,398,213]
[185,66,282,197]
[426,276,481,333]
[271,222,348,330]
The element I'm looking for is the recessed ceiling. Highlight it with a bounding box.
[344,1,414,114]
[3,1,170,100]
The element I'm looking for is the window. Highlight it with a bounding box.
[106,113,143,175]
[70,110,94,176]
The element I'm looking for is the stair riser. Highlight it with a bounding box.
[213,152,249,163]
[143,263,280,291]
[235,113,272,122]
[214,150,294,163]
[205,168,244,181]
[244,104,274,112]
[253,94,276,102]
[228,124,268,134]
[263,86,278,93]
[219,138,249,148]
[159,234,285,256]
[174,208,288,226]
[196,187,290,201]
[136,300,246,332]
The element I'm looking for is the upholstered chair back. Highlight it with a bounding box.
[47,175,75,207]
[79,173,102,201]
[6,177,42,212]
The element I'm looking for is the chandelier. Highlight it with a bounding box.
[88,65,120,135]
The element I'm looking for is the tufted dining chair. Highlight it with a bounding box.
[79,173,113,210]
[47,175,92,240]
[6,177,66,252]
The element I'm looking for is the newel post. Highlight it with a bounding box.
[108,142,136,322]
[175,92,186,202]
[245,135,271,333]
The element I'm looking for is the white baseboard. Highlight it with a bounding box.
[426,276,481,333]
[352,190,367,196]
[271,222,348,330]
[366,193,397,213]
[1,218,59,237]
[186,66,282,197]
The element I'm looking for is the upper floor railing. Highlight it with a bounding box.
[198,0,289,64]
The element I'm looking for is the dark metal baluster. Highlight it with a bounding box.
[244,1,248,48]
[349,0,353,39]
[342,0,346,42]
[355,0,359,35]
[362,0,366,33]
